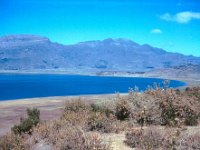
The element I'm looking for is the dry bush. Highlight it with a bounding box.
[62,99,92,128]
[126,90,161,125]
[62,110,90,127]
[27,99,111,149]
[91,103,114,117]
[63,99,91,113]
[87,112,118,133]
[125,127,200,150]
[157,89,199,126]
[59,129,109,150]
[0,133,29,150]
[185,87,200,101]
[125,128,164,149]
[130,88,200,126]
[31,121,110,150]
[115,98,131,121]
[62,99,123,133]
[177,132,200,150]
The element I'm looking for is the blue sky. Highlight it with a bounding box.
[1,0,200,56]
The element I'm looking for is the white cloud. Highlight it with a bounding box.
[150,29,162,34]
[160,11,200,23]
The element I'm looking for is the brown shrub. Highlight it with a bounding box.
[178,132,200,150]
[115,99,131,121]
[185,87,200,101]
[91,103,114,117]
[142,88,199,126]
[63,99,91,113]
[0,133,29,150]
[158,89,199,126]
[87,112,118,133]
[59,129,109,150]
[125,128,164,149]
[32,121,110,150]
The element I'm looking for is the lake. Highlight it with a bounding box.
[0,74,186,101]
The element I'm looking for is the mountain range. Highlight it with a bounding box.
[0,34,200,78]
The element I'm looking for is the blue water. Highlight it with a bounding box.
[0,74,186,101]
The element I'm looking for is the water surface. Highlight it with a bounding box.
[0,74,186,101]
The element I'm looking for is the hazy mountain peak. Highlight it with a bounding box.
[77,38,140,48]
[102,38,139,45]
[0,34,49,42]
[0,34,50,48]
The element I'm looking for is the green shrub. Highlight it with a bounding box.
[12,108,40,135]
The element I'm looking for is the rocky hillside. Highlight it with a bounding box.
[0,34,200,73]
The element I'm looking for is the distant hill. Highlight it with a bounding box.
[0,34,200,74]
[145,64,200,80]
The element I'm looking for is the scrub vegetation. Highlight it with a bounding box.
[0,87,200,150]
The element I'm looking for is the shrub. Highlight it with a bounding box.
[124,129,143,148]
[27,108,40,119]
[160,101,177,126]
[185,87,200,100]
[115,99,131,121]
[91,103,114,117]
[62,110,89,127]
[33,121,110,150]
[64,99,90,113]
[125,128,164,149]
[87,112,116,133]
[184,110,198,126]
[12,108,40,135]
[88,112,107,131]
[157,89,199,126]
[0,133,29,150]
[178,132,200,149]
[59,128,109,150]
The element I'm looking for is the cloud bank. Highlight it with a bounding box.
[160,11,200,23]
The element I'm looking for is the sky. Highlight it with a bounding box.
[1,0,200,56]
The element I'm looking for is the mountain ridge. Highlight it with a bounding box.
[0,34,200,74]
